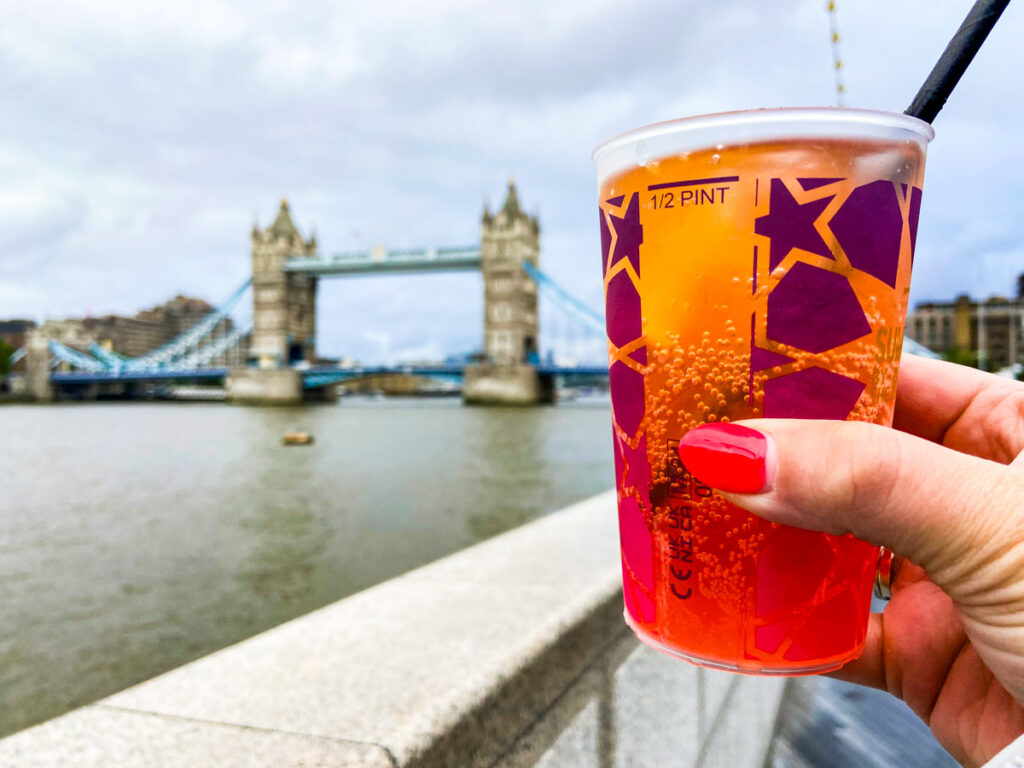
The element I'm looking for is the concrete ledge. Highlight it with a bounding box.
[0,708,396,768]
[0,492,624,767]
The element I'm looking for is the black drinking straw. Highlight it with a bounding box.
[905,0,1011,123]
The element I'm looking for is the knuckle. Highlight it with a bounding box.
[820,421,904,532]
[839,422,898,497]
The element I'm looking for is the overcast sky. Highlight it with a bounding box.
[1,0,1022,362]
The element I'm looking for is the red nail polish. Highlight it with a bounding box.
[677,423,769,494]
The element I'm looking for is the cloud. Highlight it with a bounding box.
[361,329,393,360]
[0,188,88,277]
[392,339,445,364]
[1,0,1022,358]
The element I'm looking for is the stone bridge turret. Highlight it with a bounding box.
[465,181,553,405]
[249,199,318,369]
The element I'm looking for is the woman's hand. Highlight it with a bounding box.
[678,355,1024,767]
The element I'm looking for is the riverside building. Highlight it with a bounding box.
[906,273,1024,371]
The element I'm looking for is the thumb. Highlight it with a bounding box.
[677,420,1024,601]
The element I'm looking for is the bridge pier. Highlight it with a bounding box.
[463,364,555,405]
[25,333,53,403]
[225,368,338,405]
[225,368,303,405]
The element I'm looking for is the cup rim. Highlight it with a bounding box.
[592,107,935,164]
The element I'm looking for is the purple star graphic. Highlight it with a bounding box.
[755,179,834,270]
[610,193,643,276]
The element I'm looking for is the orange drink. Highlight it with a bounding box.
[594,109,933,674]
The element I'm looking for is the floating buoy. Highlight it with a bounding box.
[282,432,314,446]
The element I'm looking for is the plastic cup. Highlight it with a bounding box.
[593,107,934,675]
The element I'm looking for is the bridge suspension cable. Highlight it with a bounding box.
[124,278,251,370]
[175,327,249,369]
[520,262,604,334]
[48,340,108,372]
[521,261,606,368]
[37,278,252,375]
[89,344,129,371]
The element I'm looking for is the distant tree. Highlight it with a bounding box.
[942,348,980,369]
[0,339,13,377]
[0,339,13,393]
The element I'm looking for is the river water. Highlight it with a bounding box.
[0,398,613,737]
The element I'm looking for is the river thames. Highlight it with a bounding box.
[0,398,612,737]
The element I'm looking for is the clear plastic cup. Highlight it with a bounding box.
[594,108,933,674]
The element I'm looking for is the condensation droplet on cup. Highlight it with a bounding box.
[636,141,651,167]
[715,143,724,151]
[710,153,721,165]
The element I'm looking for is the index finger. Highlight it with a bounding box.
[894,354,1024,461]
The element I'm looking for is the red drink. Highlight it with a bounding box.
[594,109,933,674]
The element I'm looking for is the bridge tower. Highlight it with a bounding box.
[228,199,328,404]
[464,181,554,405]
[481,180,540,365]
[249,199,318,368]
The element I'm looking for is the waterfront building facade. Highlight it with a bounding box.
[906,273,1024,370]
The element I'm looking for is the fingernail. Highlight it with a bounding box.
[677,423,772,494]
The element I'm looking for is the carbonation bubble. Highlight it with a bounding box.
[636,141,652,167]
[710,154,721,165]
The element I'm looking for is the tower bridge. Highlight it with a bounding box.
[236,181,556,404]
[23,182,608,404]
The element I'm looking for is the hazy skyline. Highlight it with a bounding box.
[2,0,1022,362]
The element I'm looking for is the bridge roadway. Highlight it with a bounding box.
[50,363,610,389]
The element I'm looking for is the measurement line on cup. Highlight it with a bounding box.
[646,176,739,191]
[749,313,756,401]
[752,245,758,295]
